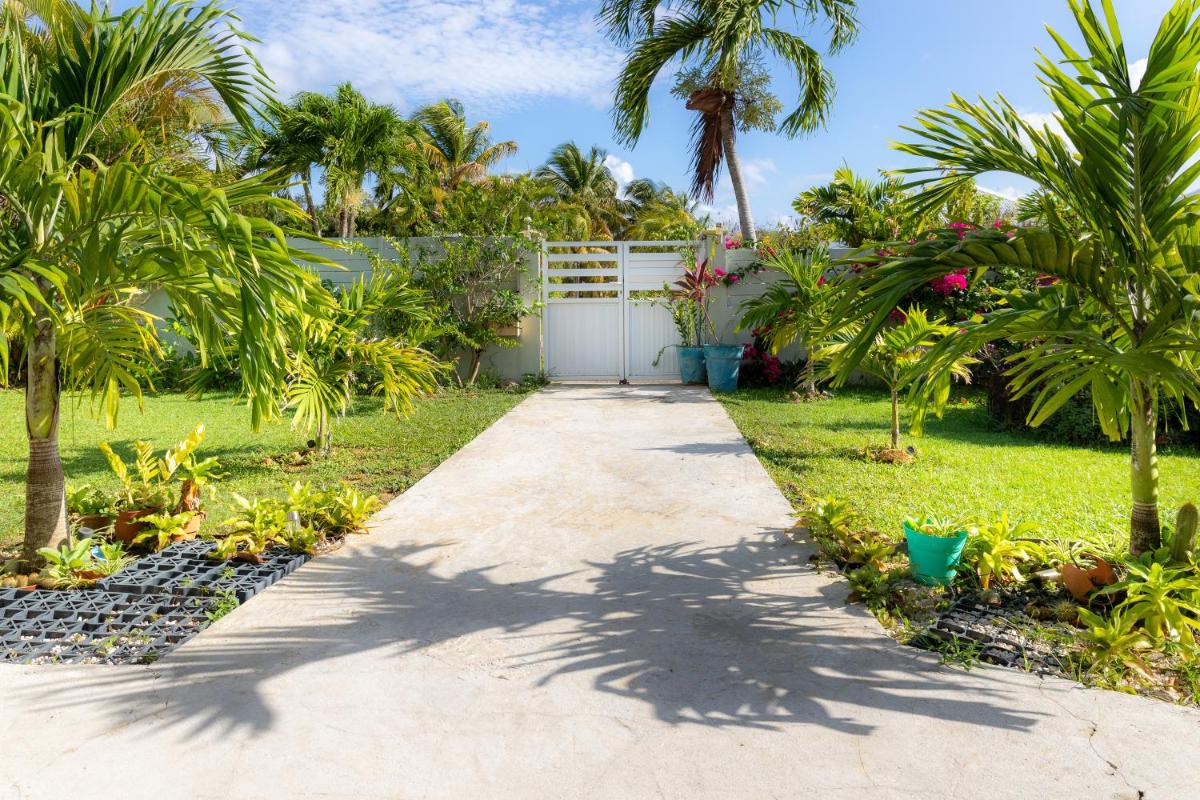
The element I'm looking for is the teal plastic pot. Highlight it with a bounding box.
[903,521,968,586]
[703,344,745,392]
[677,346,707,384]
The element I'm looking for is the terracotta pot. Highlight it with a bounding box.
[178,511,206,538]
[76,514,114,532]
[113,508,158,543]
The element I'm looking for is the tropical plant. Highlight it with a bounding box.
[604,0,860,242]
[737,246,834,395]
[822,0,1200,555]
[99,423,208,512]
[794,165,908,248]
[67,484,117,519]
[0,0,332,562]
[536,142,622,238]
[277,83,419,237]
[621,178,707,240]
[1099,559,1200,645]
[36,536,102,587]
[821,307,974,449]
[1076,607,1154,678]
[960,515,1045,590]
[133,511,198,552]
[286,272,443,454]
[93,541,135,577]
[409,235,538,385]
[904,516,966,538]
[415,99,517,189]
[321,485,383,535]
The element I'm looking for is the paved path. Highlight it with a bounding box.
[2,386,1197,799]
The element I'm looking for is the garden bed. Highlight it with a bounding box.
[0,540,310,665]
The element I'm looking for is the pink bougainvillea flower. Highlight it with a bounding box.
[888,308,908,325]
[728,274,740,284]
[1036,274,1060,286]
[947,221,975,240]
[714,268,726,278]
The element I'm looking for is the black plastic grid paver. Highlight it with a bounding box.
[2,539,310,665]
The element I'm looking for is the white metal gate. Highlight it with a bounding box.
[542,240,698,381]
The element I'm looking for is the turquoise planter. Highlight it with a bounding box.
[703,344,745,393]
[677,346,707,384]
[903,521,968,586]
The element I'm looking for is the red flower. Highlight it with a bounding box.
[888,308,908,325]
[817,275,827,287]
[1036,274,1060,287]
[728,274,740,284]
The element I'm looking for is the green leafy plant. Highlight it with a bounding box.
[960,515,1045,590]
[36,537,101,587]
[277,525,321,555]
[322,485,383,535]
[132,512,198,553]
[737,246,836,395]
[904,516,966,539]
[99,423,208,512]
[1076,608,1154,679]
[93,542,134,578]
[846,564,894,610]
[205,586,240,623]
[1099,560,1200,645]
[800,495,894,567]
[66,484,116,519]
[820,307,975,450]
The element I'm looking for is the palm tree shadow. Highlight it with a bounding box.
[11,534,1046,740]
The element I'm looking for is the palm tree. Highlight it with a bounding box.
[604,0,860,243]
[286,83,419,238]
[286,274,443,454]
[824,0,1200,555]
[622,178,707,239]
[794,165,907,247]
[737,246,835,396]
[414,99,517,189]
[821,308,974,450]
[1,0,331,561]
[536,142,621,238]
[247,101,326,235]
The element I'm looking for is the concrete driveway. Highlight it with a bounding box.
[1,385,1197,799]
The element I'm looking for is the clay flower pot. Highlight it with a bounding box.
[76,514,114,533]
[113,508,157,543]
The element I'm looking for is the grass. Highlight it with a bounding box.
[0,387,532,548]
[720,387,1200,549]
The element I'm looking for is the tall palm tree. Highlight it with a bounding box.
[0,0,331,561]
[247,100,326,235]
[604,0,860,243]
[824,0,1200,555]
[414,99,517,189]
[287,83,418,238]
[536,142,621,238]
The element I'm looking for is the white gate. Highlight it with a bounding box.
[542,240,698,382]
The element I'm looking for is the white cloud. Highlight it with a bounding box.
[246,0,623,113]
[1020,110,1065,138]
[1130,57,1148,89]
[604,154,635,196]
[978,185,1021,202]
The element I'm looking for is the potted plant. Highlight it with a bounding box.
[100,423,212,543]
[652,281,706,383]
[903,516,969,586]
[133,511,200,552]
[670,255,746,392]
[66,484,117,533]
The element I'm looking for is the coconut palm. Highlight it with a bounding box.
[604,0,860,243]
[536,142,622,238]
[0,0,332,561]
[824,0,1200,554]
[414,99,517,189]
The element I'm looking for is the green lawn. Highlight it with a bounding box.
[720,387,1200,551]
[0,387,531,548]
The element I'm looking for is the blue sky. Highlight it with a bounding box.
[207,0,1176,227]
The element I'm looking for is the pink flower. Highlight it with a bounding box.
[817,275,827,287]
[714,268,726,278]
[1036,274,1059,287]
[728,274,740,284]
[947,221,975,240]
[888,308,908,325]
[930,268,969,295]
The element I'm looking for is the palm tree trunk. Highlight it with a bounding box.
[23,315,67,564]
[803,354,817,396]
[467,350,483,386]
[719,114,757,244]
[1129,380,1161,554]
[302,167,320,236]
[890,389,900,450]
